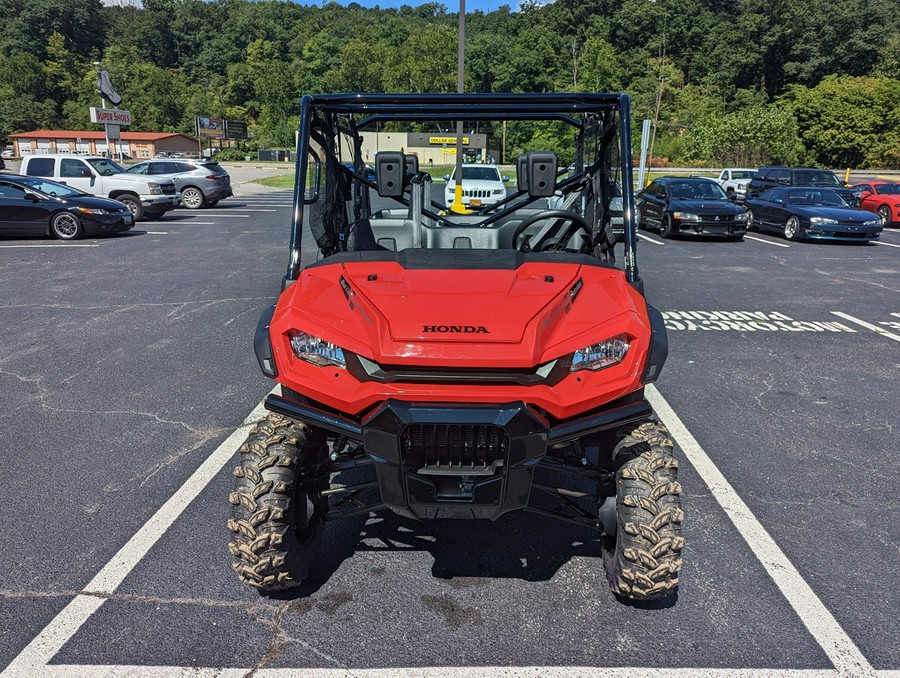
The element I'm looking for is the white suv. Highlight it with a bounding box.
[443,164,507,209]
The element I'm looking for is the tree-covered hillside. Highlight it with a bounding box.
[1,0,898,167]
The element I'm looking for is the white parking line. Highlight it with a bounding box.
[189,214,251,218]
[645,385,875,677]
[144,231,169,235]
[143,222,214,225]
[875,241,900,249]
[830,311,900,343]
[744,234,790,248]
[637,233,665,245]
[0,243,100,248]
[1,399,271,677]
[196,208,277,213]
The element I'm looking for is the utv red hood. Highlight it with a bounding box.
[271,253,648,368]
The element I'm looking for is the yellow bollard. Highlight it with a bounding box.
[845,167,851,184]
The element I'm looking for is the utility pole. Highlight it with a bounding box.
[647,76,667,173]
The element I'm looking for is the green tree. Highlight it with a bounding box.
[683,104,806,166]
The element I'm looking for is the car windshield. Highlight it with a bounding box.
[451,167,501,182]
[731,171,755,179]
[669,180,728,200]
[875,184,900,195]
[16,177,88,197]
[787,189,848,207]
[794,170,840,186]
[124,164,147,174]
[88,158,127,176]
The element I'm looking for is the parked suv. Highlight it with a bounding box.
[125,159,232,209]
[746,167,856,205]
[443,164,508,209]
[19,154,179,221]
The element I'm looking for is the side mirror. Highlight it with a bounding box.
[25,192,40,203]
[502,175,509,182]
[773,198,783,204]
[442,174,450,181]
[840,180,849,187]
[859,190,871,199]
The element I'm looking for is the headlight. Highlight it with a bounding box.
[863,220,881,227]
[810,217,838,225]
[493,189,504,195]
[672,212,700,222]
[570,334,630,372]
[76,207,107,215]
[735,212,748,221]
[288,330,346,369]
[147,182,163,195]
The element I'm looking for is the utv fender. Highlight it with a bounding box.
[255,304,278,378]
[642,304,668,383]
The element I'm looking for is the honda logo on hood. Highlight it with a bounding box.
[423,325,489,334]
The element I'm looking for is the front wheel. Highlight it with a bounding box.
[877,204,892,226]
[603,421,683,601]
[181,186,205,209]
[117,195,144,222]
[746,209,756,232]
[659,213,674,239]
[784,215,803,241]
[50,211,83,240]
[227,413,327,591]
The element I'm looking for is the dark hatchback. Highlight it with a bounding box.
[0,175,134,240]
[636,176,748,239]
[745,187,882,242]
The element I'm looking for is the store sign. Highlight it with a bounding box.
[429,136,469,145]
[225,121,248,140]
[196,117,226,139]
[90,107,132,125]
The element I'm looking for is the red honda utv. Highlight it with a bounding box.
[228,93,683,602]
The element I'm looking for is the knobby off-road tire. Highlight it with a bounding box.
[227,412,326,591]
[605,421,684,601]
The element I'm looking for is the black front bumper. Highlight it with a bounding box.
[265,394,652,521]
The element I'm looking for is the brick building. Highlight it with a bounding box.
[10,131,199,159]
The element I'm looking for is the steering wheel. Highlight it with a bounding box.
[512,210,593,253]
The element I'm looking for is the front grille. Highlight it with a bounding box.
[402,424,508,475]
[697,216,739,227]
[463,188,491,198]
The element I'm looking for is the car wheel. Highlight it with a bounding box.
[117,194,144,222]
[746,209,756,231]
[181,186,204,209]
[50,212,83,240]
[635,206,643,230]
[784,215,802,241]
[877,204,891,226]
[660,212,674,239]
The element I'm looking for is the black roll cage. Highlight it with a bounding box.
[287,93,639,287]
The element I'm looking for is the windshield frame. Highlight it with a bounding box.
[88,158,127,176]
[14,176,90,198]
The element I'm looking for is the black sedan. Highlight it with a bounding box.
[0,175,133,240]
[745,187,882,242]
[636,177,748,240]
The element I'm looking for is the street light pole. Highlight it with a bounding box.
[450,0,468,213]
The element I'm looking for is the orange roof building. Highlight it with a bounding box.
[10,130,200,159]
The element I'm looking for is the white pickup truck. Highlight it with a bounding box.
[19,154,180,221]
[714,168,757,202]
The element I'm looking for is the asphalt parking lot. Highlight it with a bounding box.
[0,181,897,677]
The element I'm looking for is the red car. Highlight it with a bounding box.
[853,181,900,226]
